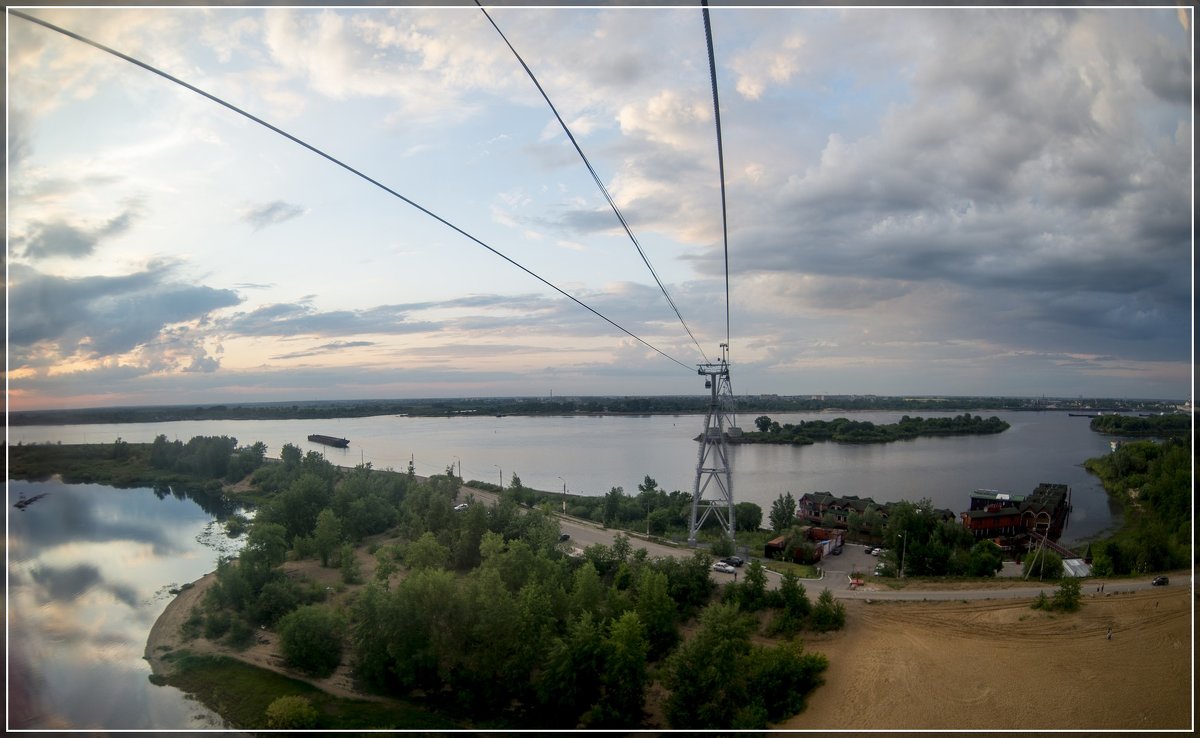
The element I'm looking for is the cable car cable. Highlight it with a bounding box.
[475,1,710,364]
[701,0,732,350]
[10,8,697,374]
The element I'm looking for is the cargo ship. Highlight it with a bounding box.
[307,434,349,448]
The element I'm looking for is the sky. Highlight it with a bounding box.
[5,3,1194,411]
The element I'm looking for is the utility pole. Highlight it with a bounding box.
[688,343,738,547]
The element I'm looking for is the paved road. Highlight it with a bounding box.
[455,484,1181,602]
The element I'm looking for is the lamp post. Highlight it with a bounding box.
[557,476,567,514]
[493,464,503,489]
[452,456,461,479]
[900,529,908,578]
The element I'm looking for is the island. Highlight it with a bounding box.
[733,413,1010,445]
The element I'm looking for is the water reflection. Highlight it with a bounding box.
[7,479,241,729]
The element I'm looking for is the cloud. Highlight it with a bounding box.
[221,301,438,339]
[7,262,241,360]
[270,340,377,360]
[14,209,139,260]
[240,200,306,230]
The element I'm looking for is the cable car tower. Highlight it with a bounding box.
[688,343,740,546]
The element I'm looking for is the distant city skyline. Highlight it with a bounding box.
[6,5,1193,410]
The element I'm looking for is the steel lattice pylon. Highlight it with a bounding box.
[688,343,739,546]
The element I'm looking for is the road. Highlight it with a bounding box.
[455,484,1180,602]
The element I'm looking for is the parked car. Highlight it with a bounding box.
[711,561,736,574]
[559,533,571,542]
[453,503,469,511]
[1152,575,1169,586]
[721,556,745,568]
[869,547,882,556]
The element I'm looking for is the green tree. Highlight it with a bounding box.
[265,695,319,729]
[312,509,343,567]
[1023,549,1064,579]
[536,612,605,724]
[586,611,648,727]
[633,568,678,659]
[810,588,846,632]
[1050,578,1083,612]
[340,543,362,584]
[769,492,797,533]
[603,486,625,527]
[735,501,763,531]
[965,539,1004,577]
[243,521,289,570]
[663,602,754,728]
[277,605,343,677]
[406,531,450,571]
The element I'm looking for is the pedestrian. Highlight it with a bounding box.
[1101,584,1105,593]
[733,571,738,582]
[1107,626,1112,640]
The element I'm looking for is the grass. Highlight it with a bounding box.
[160,652,458,730]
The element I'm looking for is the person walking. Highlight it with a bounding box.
[1107,626,1112,640]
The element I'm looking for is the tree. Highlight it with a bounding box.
[633,568,678,659]
[769,492,797,533]
[312,509,343,567]
[810,588,846,632]
[586,611,648,727]
[1023,549,1064,579]
[603,486,625,527]
[1050,578,1082,612]
[663,602,754,728]
[265,695,319,729]
[965,540,1004,577]
[340,543,362,584]
[277,605,343,677]
[754,415,772,432]
[735,502,763,532]
[406,531,450,571]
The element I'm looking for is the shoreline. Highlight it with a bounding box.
[143,569,384,704]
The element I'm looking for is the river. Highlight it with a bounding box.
[7,479,240,730]
[8,409,1122,545]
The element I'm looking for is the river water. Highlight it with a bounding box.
[8,409,1122,545]
[7,479,240,730]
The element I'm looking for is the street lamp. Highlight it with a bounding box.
[557,476,567,514]
[452,456,461,479]
[493,464,503,489]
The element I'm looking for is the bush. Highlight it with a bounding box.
[277,605,343,677]
[265,695,319,729]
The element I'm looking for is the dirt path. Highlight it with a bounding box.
[784,585,1191,730]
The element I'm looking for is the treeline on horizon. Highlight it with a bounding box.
[7,394,1181,426]
[740,413,1010,444]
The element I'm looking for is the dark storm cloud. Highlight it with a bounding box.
[692,9,1190,367]
[15,209,138,260]
[241,200,306,230]
[7,263,242,357]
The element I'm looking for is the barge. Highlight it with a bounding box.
[308,434,349,448]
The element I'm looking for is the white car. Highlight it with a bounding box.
[711,561,736,574]
[453,503,469,511]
